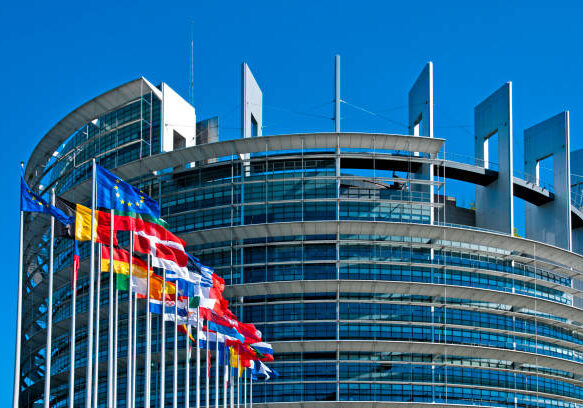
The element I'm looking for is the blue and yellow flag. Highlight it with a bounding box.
[20,177,72,225]
[95,164,160,218]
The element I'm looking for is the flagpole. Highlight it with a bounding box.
[229,348,234,408]
[173,292,178,408]
[206,324,210,408]
[93,243,102,408]
[85,158,97,408]
[126,232,134,408]
[249,375,252,408]
[196,308,200,408]
[113,284,119,408]
[236,355,239,408]
[132,289,138,407]
[215,335,219,408]
[243,368,246,408]
[43,189,56,408]
[223,346,227,408]
[68,240,77,408]
[185,319,190,408]
[108,209,114,407]
[145,254,152,407]
[13,163,25,408]
[160,269,166,408]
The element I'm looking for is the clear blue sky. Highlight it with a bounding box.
[1,0,582,403]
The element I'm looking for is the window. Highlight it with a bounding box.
[251,114,258,137]
[173,130,186,149]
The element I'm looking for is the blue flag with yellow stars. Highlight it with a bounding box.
[20,177,73,225]
[95,164,160,218]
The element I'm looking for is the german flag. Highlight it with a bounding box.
[101,246,150,292]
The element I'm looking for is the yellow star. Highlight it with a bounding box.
[116,179,120,183]
[116,193,120,198]
[114,185,118,190]
[128,202,132,207]
[135,202,140,207]
[121,200,124,204]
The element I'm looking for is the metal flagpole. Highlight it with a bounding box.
[243,369,246,408]
[85,158,97,408]
[13,162,24,408]
[132,289,137,407]
[196,308,200,408]
[108,209,114,407]
[160,269,166,408]
[229,349,234,408]
[173,293,178,408]
[236,355,239,408]
[223,347,227,408]
[126,232,134,408]
[249,376,252,408]
[113,284,119,408]
[68,239,77,408]
[215,336,219,408]
[93,243,103,408]
[185,319,190,408]
[44,189,56,408]
[145,254,152,407]
[206,324,210,408]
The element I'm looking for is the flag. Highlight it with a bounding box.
[96,164,160,218]
[230,347,243,378]
[249,342,274,362]
[250,360,278,381]
[54,196,76,238]
[206,321,244,344]
[134,231,189,276]
[54,196,118,245]
[161,297,190,323]
[164,254,203,298]
[147,274,176,302]
[74,203,118,245]
[100,246,150,293]
[197,263,227,316]
[223,310,262,344]
[72,240,80,294]
[20,177,72,225]
[178,324,196,343]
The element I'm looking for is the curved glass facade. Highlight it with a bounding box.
[19,83,583,408]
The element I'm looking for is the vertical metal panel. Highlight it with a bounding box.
[241,63,263,139]
[474,82,514,234]
[524,111,571,250]
[570,149,583,254]
[408,62,434,224]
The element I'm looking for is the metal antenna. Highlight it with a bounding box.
[334,55,341,133]
[189,22,195,105]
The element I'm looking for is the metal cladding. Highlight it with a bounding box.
[17,63,583,408]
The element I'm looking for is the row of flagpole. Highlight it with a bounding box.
[15,159,272,408]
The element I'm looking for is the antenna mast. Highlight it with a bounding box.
[189,22,194,105]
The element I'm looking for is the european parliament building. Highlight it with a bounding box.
[17,59,583,408]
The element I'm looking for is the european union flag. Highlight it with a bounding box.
[20,177,73,225]
[95,164,160,218]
